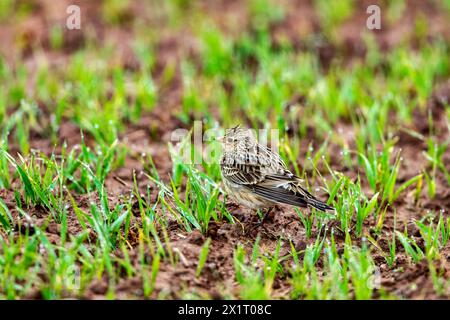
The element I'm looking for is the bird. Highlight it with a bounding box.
[219,125,334,223]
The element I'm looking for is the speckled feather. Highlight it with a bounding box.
[220,126,334,211]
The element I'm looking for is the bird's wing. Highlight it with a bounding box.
[221,144,285,185]
[251,171,334,211]
[249,180,309,207]
[221,155,267,185]
[250,175,334,211]
[221,163,265,185]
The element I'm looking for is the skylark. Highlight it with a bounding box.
[219,126,333,222]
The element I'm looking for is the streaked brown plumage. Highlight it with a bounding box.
[219,126,334,212]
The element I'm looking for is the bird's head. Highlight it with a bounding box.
[219,125,257,152]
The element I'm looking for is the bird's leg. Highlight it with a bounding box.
[260,207,273,226]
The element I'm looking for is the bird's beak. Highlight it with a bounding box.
[216,136,224,142]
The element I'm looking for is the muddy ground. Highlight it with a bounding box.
[0,0,450,299]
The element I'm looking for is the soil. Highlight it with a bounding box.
[0,0,449,299]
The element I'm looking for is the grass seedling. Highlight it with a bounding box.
[196,238,211,277]
[233,238,279,300]
[0,199,12,230]
[423,135,450,198]
[139,229,161,298]
[347,239,377,300]
[0,143,11,189]
[295,208,314,239]
[396,230,424,263]
[332,176,378,237]
[438,214,450,247]
[1,150,68,222]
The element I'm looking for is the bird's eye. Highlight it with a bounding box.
[226,137,233,143]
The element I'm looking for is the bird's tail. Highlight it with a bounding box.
[305,196,334,211]
[249,177,335,212]
[298,186,334,212]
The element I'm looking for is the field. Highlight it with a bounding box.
[0,0,449,300]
